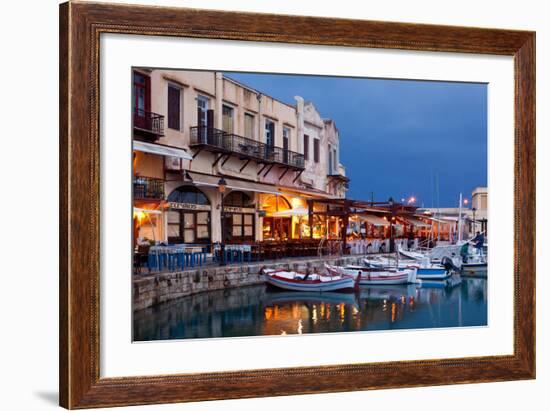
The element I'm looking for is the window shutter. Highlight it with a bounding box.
[314,138,320,163]
[167,86,180,130]
[304,134,309,161]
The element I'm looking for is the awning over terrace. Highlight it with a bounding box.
[133,141,193,160]
[402,216,431,228]
[358,214,390,227]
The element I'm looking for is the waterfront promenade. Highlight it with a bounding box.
[133,254,370,311]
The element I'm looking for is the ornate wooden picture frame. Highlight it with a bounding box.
[59,1,535,408]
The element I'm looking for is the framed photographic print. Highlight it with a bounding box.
[59,1,535,409]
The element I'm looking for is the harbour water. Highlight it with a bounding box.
[133,275,487,341]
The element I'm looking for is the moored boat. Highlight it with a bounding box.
[325,264,416,285]
[461,262,487,276]
[362,256,452,280]
[262,269,356,292]
[415,265,452,280]
[460,252,487,276]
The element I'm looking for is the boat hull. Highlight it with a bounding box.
[264,272,355,292]
[461,263,488,276]
[416,267,452,280]
[325,264,415,285]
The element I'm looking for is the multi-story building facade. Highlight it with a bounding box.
[132,69,348,246]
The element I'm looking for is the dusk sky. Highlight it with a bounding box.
[225,72,487,208]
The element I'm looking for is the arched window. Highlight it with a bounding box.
[224,191,253,207]
[262,195,291,213]
[167,185,210,205]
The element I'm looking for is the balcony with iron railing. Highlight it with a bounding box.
[134,176,165,200]
[133,108,165,141]
[190,126,305,170]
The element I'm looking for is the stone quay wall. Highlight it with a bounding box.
[133,255,367,311]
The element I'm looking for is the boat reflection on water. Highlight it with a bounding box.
[133,276,487,341]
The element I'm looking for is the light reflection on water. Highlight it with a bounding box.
[133,275,487,341]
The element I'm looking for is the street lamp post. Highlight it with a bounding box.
[388,197,395,253]
[218,177,227,266]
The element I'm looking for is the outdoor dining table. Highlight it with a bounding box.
[213,244,256,264]
[147,245,208,272]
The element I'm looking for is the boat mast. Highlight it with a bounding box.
[436,171,440,242]
[458,193,463,243]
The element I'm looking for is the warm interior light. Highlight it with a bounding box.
[133,210,146,224]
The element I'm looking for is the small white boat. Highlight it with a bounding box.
[325,264,416,285]
[263,269,356,292]
[362,256,452,280]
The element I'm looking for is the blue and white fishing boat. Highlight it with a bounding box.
[415,260,453,280]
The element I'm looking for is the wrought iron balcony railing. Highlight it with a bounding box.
[190,126,305,169]
[133,176,165,200]
[133,108,165,139]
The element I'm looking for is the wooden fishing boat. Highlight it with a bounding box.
[262,269,356,292]
[325,264,416,285]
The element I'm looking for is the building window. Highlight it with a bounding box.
[225,191,253,208]
[133,71,151,132]
[333,148,338,172]
[265,119,275,146]
[167,84,181,130]
[222,105,234,133]
[222,191,255,241]
[133,71,149,113]
[283,127,290,163]
[313,138,320,163]
[261,195,293,241]
[283,127,290,146]
[167,186,209,205]
[244,113,255,139]
[303,134,309,161]
[228,213,255,239]
[328,144,333,174]
[197,95,209,127]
